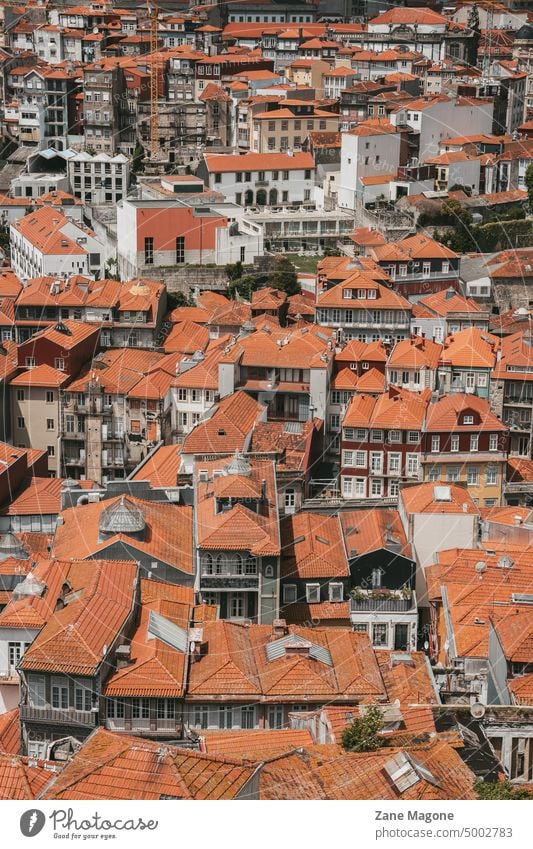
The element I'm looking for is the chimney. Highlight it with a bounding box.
[272,618,288,639]
[514,515,523,526]
[261,478,267,500]
[115,644,131,669]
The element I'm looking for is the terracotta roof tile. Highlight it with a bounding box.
[42,728,255,800]
[281,513,349,579]
[53,496,193,575]
[20,559,138,676]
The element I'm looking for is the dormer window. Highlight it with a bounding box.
[367,289,377,299]
[357,289,366,299]
[463,415,474,425]
[343,288,353,299]
[306,583,320,603]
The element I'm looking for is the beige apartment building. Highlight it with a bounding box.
[10,366,69,477]
[251,103,339,153]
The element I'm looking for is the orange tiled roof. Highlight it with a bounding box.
[400,482,478,516]
[42,728,255,800]
[20,559,138,676]
[440,327,499,369]
[371,233,459,262]
[388,336,442,369]
[0,708,21,755]
[259,738,475,800]
[10,364,70,388]
[196,458,279,556]
[344,386,430,429]
[0,753,54,799]
[183,391,264,456]
[131,444,182,487]
[204,151,313,173]
[187,622,386,702]
[1,476,64,516]
[340,508,412,560]
[53,496,194,575]
[418,287,481,317]
[163,320,209,354]
[200,728,314,759]
[424,393,507,433]
[281,513,349,579]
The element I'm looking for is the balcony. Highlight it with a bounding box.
[20,705,98,727]
[350,589,415,613]
[106,718,181,735]
[200,575,259,590]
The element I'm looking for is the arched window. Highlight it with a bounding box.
[264,564,274,578]
[244,189,254,206]
[234,554,243,575]
[216,554,225,575]
[204,553,213,575]
[256,189,267,206]
[269,188,278,205]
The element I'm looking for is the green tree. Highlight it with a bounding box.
[167,290,193,310]
[226,260,244,282]
[525,163,533,211]
[228,274,255,301]
[341,705,384,753]
[269,255,300,296]
[475,779,532,800]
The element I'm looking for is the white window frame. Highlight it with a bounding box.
[306,583,320,603]
[283,584,297,604]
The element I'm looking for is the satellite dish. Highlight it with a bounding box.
[470,701,486,719]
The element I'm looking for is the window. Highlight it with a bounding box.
[241,705,255,729]
[388,430,401,443]
[372,623,388,647]
[407,431,420,443]
[431,435,440,453]
[54,357,65,370]
[157,699,175,720]
[285,488,295,510]
[46,390,54,403]
[74,680,92,712]
[51,677,69,710]
[25,357,36,367]
[329,583,343,602]
[47,445,55,457]
[17,417,24,429]
[370,452,382,474]
[447,466,459,482]
[470,434,479,452]
[306,583,320,603]
[343,450,354,467]
[450,434,459,452]
[486,465,498,485]
[144,236,154,264]
[428,465,440,481]
[407,454,419,475]
[46,419,54,430]
[353,623,368,633]
[132,698,150,719]
[283,584,297,604]
[230,594,244,618]
[369,478,382,497]
[175,236,185,264]
[388,453,401,473]
[267,705,284,729]
[16,389,25,401]
[489,433,499,451]
[370,429,383,442]
[467,466,479,486]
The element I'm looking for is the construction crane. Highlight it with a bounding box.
[482,4,495,79]
[147,0,159,158]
